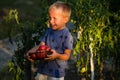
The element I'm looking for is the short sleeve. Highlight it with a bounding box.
[63,32,73,50]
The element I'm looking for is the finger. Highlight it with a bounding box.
[47,55,52,57]
[44,57,50,60]
[26,53,31,58]
[45,57,54,60]
[27,57,34,62]
[50,49,55,52]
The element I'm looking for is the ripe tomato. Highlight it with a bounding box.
[45,45,51,51]
[29,53,37,60]
[38,45,46,51]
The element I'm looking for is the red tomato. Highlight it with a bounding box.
[30,53,37,60]
[31,45,52,59]
[45,45,51,51]
[36,52,47,59]
[38,45,46,51]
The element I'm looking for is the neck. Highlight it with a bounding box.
[59,26,66,30]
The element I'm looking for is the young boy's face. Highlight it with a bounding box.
[49,8,68,30]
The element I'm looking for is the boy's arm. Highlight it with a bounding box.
[57,49,71,60]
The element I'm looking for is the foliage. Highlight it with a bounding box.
[69,0,120,79]
[0,9,21,42]
[5,1,49,80]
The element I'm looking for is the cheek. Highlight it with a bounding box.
[52,19,59,25]
[56,18,64,24]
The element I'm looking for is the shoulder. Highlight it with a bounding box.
[64,27,72,36]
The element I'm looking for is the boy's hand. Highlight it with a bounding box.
[25,45,40,62]
[45,49,58,60]
[40,42,45,45]
[26,52,35,62]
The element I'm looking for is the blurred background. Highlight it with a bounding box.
[0,0,120,80]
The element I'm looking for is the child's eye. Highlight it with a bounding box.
[49,17,51,20]
[49,17,57,21]
[53,17,56,20]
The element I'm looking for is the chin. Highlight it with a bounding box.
[51,27,57,30]
[52,28,57,31]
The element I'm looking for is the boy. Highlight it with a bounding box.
[26,1,73,80]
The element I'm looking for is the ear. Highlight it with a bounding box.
[64,17,69,23]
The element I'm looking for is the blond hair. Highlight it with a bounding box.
[49,1,71,18]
